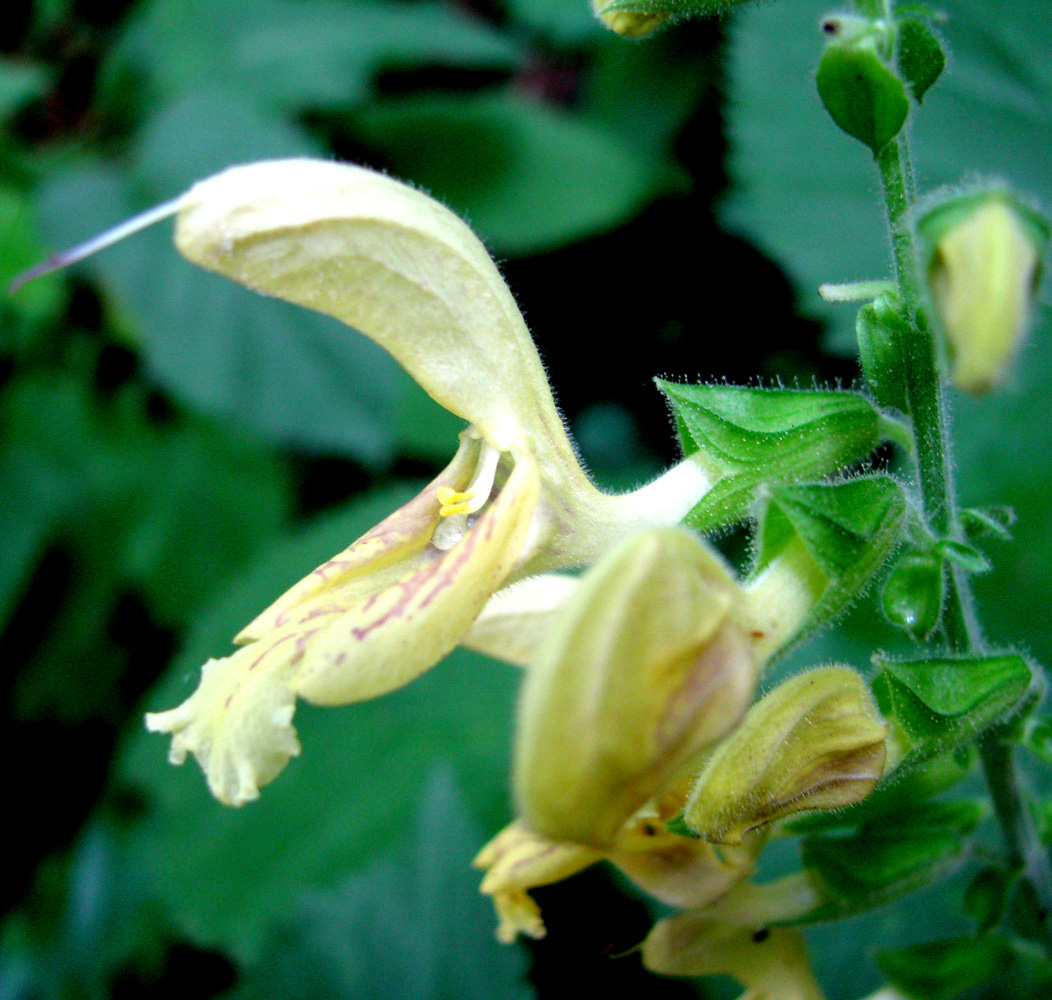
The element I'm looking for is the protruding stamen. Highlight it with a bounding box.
[435,442,503,519]
[10,196,184,294]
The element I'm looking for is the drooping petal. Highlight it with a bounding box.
[145,635,303,806]
[146,442,541,803]
[236,431,481,644]
[473,820,601,942]
[292,444,541,704]
[643,916,826,999]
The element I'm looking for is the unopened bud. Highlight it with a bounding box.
[684,666,888,844]
[920,189,1049,393]
[591,0,667,37]
[514,527,756,848]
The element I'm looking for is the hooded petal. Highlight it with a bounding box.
[172,158,572,456]
[146,442,541,803]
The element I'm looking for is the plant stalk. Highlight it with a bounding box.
[874,134,1052,945]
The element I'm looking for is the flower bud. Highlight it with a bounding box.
[920,189,1049,393]
[514,527,756,848]
[684,666,888,844]
[591,0,667,37]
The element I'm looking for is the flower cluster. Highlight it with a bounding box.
[33,159,894,997]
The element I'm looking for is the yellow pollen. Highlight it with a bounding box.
[434,442,503,519]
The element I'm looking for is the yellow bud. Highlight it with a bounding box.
[684,666,888,844]
[591,0,668,37]
[514,527,756,848]
[924,191,1048,393]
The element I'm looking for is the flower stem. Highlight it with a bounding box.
[874,134,1052,946]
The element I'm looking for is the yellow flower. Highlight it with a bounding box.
[49,158,716,806]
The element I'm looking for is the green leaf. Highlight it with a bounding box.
[816,32,910,154]
[0,59,48,121]
[800,801,982,920]
[657,381,889,530]
[872,653,1036,773]
[0,185,67,329]
[117,489,521,960]
[937,538,992,575]
[881,547,945,640]
[878,934,1013,1000]
[355,89,670,255]
[506,0,600,44]
[231,769,532,1000]
[756,477,907,635]
[897,17,946,104]
[103,0,520,111]
[961,505,1015,541]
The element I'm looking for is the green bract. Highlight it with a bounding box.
[856,294,910,412]
[800,800,983,921]
[896,16,946,104]
[752,477,907,646]
[872,654,1038,775]
[658,381,896,531]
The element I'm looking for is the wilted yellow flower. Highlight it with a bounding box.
[26,158,714,806]
[684,666,888,844]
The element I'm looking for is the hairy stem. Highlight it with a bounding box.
[875,134,1052,944]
